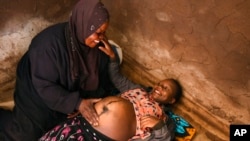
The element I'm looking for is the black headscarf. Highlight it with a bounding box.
[65,0,109,91]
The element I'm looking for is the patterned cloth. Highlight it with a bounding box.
[39,116,113,141]
[120,88,166,140]
[166,111,196,141]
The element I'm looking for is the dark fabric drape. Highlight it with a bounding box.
[67,0,109,91]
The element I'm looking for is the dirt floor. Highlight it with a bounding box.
[174,109,229,141]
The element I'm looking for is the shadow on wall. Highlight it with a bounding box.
[1,0,250,141]
[0,17,53,105]
[0,0,77,34]
[0,0,77,106]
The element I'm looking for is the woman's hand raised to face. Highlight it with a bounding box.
[98,39,116,60]
[78,98,102,126]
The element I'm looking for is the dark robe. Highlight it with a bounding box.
[0,22,114,141]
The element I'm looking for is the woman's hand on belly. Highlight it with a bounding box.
[94,96,136,141]
[78,98,102,126]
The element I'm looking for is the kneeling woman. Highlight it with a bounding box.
[39,96,136,141]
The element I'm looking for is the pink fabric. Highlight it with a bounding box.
[121,88,166,140]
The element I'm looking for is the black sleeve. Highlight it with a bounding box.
[29,42,80,114]
[108,60,141,93]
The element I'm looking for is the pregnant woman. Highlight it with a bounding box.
[39,96,136,141]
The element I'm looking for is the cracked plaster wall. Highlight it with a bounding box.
[0,0,249,140]
[102,0,250,140]
[0,0,77,103]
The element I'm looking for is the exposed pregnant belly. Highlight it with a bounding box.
[93,96,136,141]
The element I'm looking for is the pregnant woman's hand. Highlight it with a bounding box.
[140,115,161,131]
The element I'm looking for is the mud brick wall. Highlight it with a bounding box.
[1,0,250,140]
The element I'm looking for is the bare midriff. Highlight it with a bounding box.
[94,96,136,141]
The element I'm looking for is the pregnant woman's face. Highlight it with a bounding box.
[94,96,136,141]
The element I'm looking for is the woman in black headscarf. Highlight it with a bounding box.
[0,0,116,140]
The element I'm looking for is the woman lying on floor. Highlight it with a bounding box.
[39,43,182,141]
[39,89,178,141]
[39,96,136,141]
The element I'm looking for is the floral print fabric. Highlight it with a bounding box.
[120,88,166,140]
[39,116,113,141]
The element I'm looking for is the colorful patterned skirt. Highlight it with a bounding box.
[39,116,114,141]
